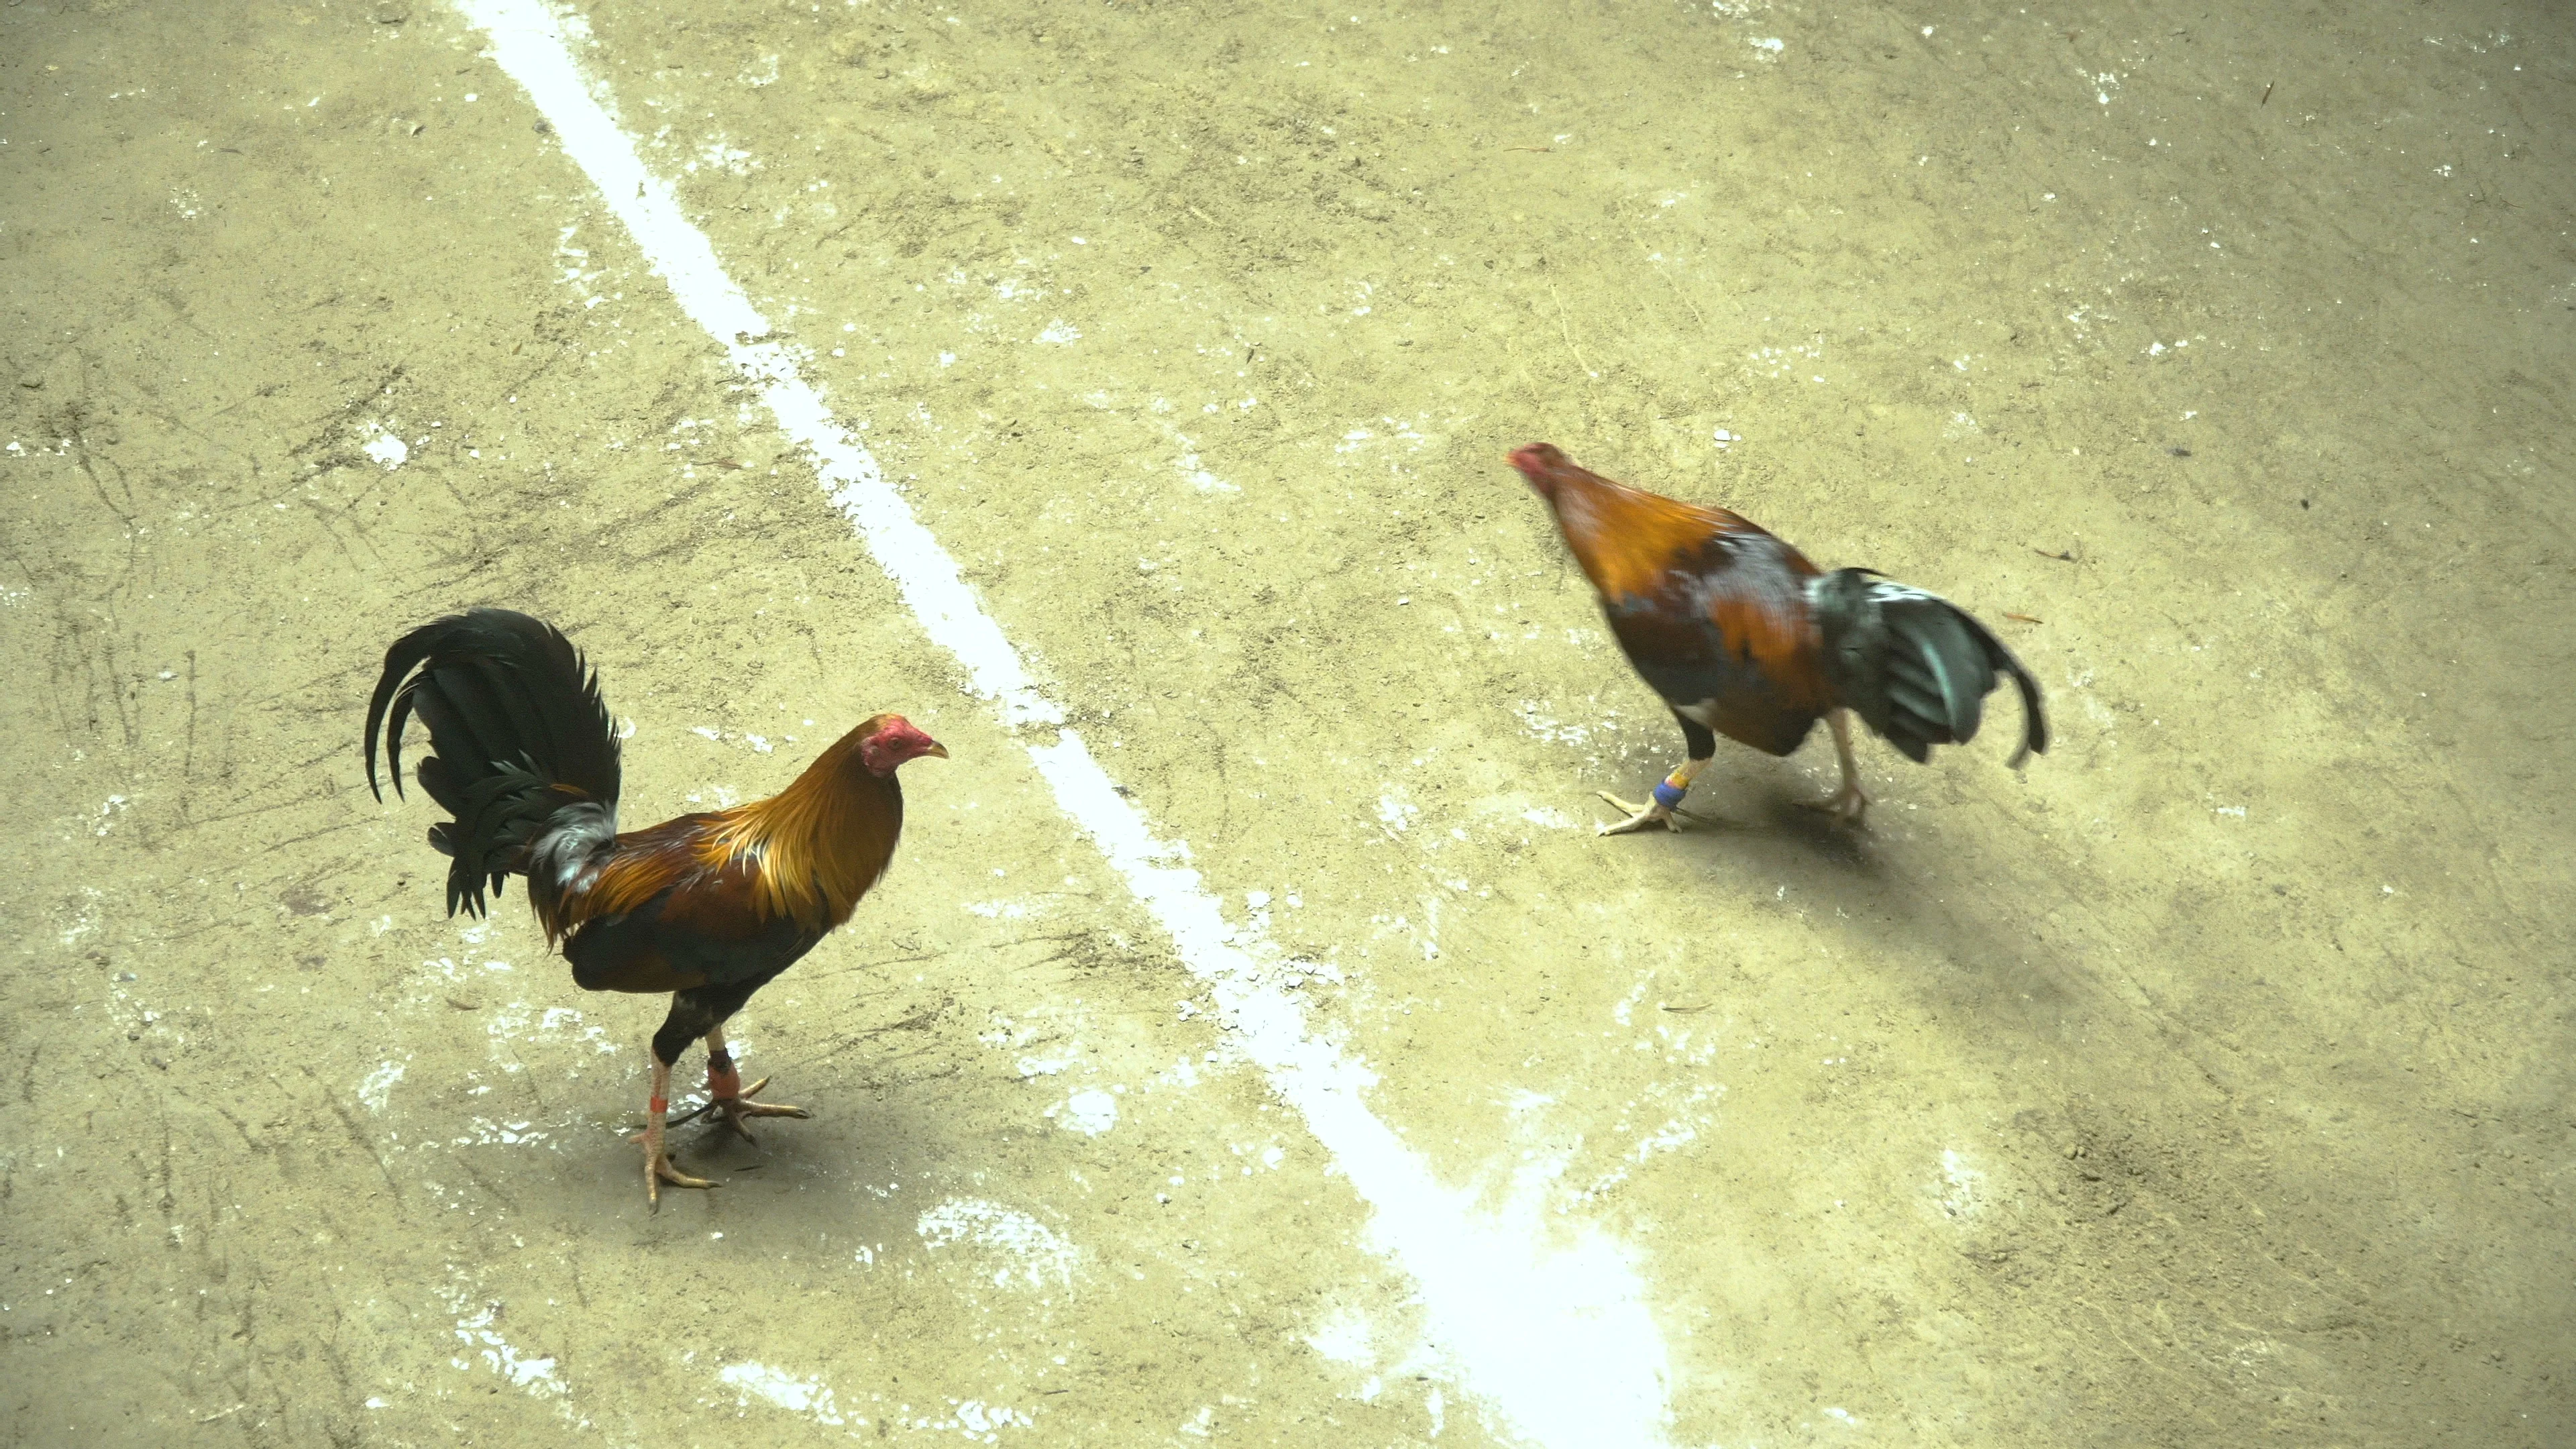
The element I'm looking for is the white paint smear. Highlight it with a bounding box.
[1059,1087,1119,1136]
[439,1286,565,1398]
[361,425,409,469]
[916,1197,1081,1289]
[458,5,1675,1442]
[718,1362,846,1427]
[357,1060,405,1114]
[1305,1306,1377,1365]
[1937,1148,1986,1220]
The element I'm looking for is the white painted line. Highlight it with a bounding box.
[454,4,1676,1443]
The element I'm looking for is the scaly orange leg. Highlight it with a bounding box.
[1599,757,1711,836]
[701,1024,811,1145]
[1799,708,1870,826]
[632,1055,714,1211]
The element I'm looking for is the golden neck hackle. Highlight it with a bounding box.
[1549,472,1743,604]
[706,718,904,930]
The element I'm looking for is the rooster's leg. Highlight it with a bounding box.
[1802,708,1871,825]
[1599,757,1709,836]
[1601,714,1717,835]
[634,1055,715,1211]
[702,1024,812,1145]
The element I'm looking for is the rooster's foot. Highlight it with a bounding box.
[1595,791,1677,835]
[1801,782,1870,826]
[636,1140,715,1212]
[1595,790,1711,835]
[711,1077,812,1145]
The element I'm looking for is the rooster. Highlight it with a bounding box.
[1509,443,2043,834]
[362,608,946,1206]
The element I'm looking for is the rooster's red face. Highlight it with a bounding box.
[858,716,949,777]
[1506,443,1572,499]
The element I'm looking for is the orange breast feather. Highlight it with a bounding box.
[1560,482,1826,694]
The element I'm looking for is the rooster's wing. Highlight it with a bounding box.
[1603,528,1835,758]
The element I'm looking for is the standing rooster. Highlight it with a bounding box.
[1509,443,2043,834]
[362,608,945,1206]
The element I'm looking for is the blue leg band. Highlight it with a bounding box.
[1650,780,1688,810]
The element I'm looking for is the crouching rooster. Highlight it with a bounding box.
[1509,444,2043,834]
[363,608,945,1205]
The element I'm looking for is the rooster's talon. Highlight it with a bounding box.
[1595,790,1689,835]
[644,1148,716,1211]
[710,1075,812,1145]
[1801,785,1871,826]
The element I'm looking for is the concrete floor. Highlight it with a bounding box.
[1,1,2568,1444]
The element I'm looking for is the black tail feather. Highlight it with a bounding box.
[1992,639,2049,768]
[1812,568,2047,769]
[1935,598,2046,767]
[363,609,623,917]
[411,747,463,817]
